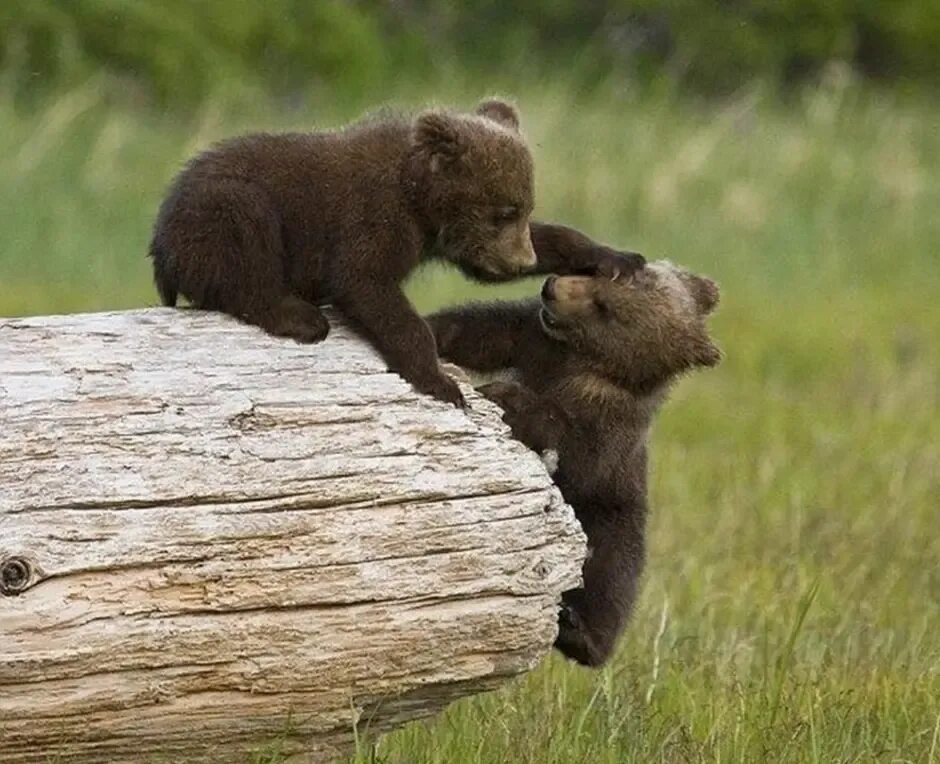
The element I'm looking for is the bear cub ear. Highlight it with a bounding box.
[689,275,720,315]
[692,337,723,368]
[413,111,468,170]
[476,98,521,131]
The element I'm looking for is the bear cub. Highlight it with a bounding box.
[149,99,644,407]
[428,261,721,666]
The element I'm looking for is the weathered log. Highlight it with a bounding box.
[0,308,585,763]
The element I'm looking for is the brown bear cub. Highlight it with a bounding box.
[427,261,721,666]
[149,99,644,407]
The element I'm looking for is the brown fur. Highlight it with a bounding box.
[428,260,721,666]
[149,99,645,406]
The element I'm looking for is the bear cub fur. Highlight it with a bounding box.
[428,261,721,666]
[149,99,644,407]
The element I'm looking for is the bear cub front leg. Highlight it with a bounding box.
[339,280,466,408]
[478,381,567,456]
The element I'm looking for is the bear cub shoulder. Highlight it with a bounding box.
[428,260,721,665]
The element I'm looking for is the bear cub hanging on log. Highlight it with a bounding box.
[428,261,721,666]
[149,99,644,407]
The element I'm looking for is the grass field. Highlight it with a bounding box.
[2,76,938,763]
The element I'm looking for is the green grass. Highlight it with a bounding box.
[3,76,938,763]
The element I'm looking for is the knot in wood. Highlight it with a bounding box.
[0,557,33,596]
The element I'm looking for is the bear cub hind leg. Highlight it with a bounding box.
[152,178,332,344]
[555,589,619,667]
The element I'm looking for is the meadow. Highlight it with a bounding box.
[1,75,938,762]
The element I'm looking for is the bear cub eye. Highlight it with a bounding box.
[492,205,520,225]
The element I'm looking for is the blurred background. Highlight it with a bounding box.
[1,3,937,762]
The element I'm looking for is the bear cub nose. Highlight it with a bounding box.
[542,276,558,300]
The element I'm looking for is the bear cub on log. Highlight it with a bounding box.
[428,261,721,665]
[149,99,644,407]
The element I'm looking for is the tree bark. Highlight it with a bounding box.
[0,308,585,763]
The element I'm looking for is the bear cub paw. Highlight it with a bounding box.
[263,297,330,344]
[413,370,467,409]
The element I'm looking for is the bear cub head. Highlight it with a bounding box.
[539,260,721,393]
[409,99,536,282]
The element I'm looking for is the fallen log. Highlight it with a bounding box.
[0,308,585,763]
